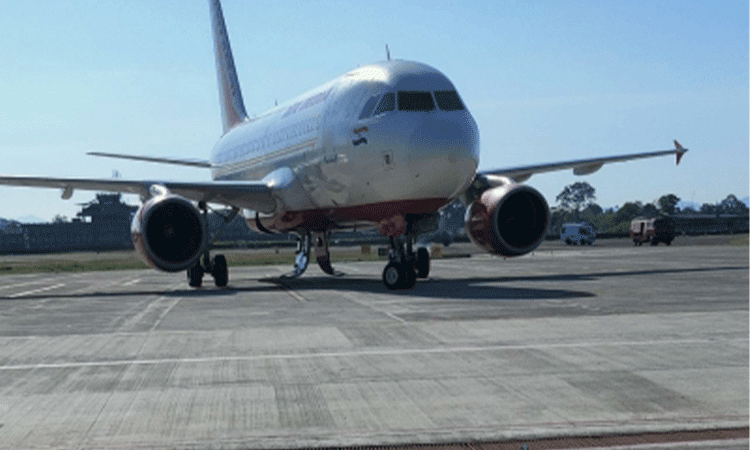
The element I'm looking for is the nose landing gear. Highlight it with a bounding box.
[283,232,311,278]
[283,231,343,278]
[314,232,344,277]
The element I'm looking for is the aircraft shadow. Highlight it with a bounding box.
[259,264,747,301]
[259,276,591,300]
[0,265,744,302]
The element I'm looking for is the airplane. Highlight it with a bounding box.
[0,0,687,290]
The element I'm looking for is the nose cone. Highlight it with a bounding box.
[408,115,479,198]
[410,116,479,163]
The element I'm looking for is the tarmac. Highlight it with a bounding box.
[0,238,747,449]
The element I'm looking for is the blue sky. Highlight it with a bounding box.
[1,0,747,221]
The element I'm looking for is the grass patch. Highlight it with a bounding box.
[0,246,387,276]
[0,258,149,275]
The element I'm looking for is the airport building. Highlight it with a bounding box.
[0,194,137,254]
[0,194,360,254]
[2,194,746,255]
[671,213,749,235]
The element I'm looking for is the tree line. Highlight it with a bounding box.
[552,182,749,235]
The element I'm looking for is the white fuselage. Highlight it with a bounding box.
[210,60,480,232]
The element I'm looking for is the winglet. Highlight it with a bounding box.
[674,140,687,165]
[209,0,248,133]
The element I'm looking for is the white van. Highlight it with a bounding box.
[561,223,596,245]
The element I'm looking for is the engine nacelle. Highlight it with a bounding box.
[465,182,549,257]
[131,194,207,272]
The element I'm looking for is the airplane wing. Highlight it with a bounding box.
[0,176,277,213]
[481,140,687,183]
[87,152,212,168]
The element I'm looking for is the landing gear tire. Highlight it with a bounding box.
[383,262,401,289]
[188,264,203,288]
[382,262,416,290]
[415,247,430,279]
[186,254,228,288]
[212,254,228,287]
[383,262,417,291]
[381,234,423,289]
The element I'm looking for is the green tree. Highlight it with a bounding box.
[641,203,659,218]
[657,194,680,215]
[579,203,603,228]
[548,206,572,234]
[700,203,720,214]
[720,194,749,215]
[556,182,596,220]
[615,202,642,223]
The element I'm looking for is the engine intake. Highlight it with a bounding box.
[131,194,207,272]
[465,182,549,257]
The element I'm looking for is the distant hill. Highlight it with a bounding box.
[16,215,46,224]
[677,196,750,212]
[676,200,701,211]
[0,218,22,232]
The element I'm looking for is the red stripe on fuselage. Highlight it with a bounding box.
[253,197,450,234]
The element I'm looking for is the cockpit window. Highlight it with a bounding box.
[398,91,435,111]
[358,95,379,120]
[373,92,395,115]
[434,90,466,111]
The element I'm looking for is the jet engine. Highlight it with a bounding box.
[465,179,549,257]
[131,193,207,272]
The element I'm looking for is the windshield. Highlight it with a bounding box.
[434,90,465,111]
[398,91,435,111]
[358,95,379,120]
[373,92,395,115]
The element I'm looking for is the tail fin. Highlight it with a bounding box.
[209,0,248,133]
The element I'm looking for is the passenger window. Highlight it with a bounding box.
[373,92,395,115]
[358,95,379,120]
[398,91,435,111]
[434,90,466,111]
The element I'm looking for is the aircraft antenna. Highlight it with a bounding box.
[386,44,391,61]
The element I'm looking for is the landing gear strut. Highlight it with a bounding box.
[186,202,236,288]
[284,232,311,278]
[284,231,342,278]
[314,231,343,276]
[381,236,430,290]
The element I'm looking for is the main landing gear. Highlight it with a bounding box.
[382,236,430,290]
[284,231,343,279]
[188,253,228,288]
[186,203,237,288]
[284,230,429,289]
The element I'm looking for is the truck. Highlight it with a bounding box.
[630,216,676,246]
[561,222,596,245]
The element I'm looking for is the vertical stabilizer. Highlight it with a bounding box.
[209,0,248,133]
